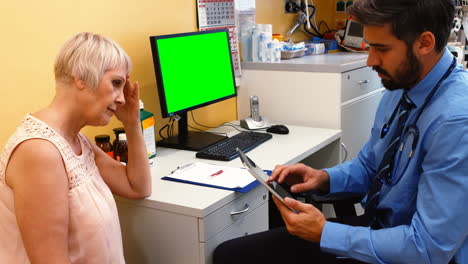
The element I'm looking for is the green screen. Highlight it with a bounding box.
[155,31,236,114]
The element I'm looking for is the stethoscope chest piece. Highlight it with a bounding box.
[380,122,390,138]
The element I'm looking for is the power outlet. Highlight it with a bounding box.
[284,0,301,13]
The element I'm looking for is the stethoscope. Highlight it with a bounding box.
[379,57,457,159]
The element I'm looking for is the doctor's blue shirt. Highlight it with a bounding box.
[321,49,468,264]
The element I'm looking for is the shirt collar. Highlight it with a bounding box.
[406,48,454,108]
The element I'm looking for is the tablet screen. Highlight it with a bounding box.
[268,181,295,201]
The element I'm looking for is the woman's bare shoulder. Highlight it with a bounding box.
[6,138,67,189]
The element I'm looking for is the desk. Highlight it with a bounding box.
[115,124,341,264]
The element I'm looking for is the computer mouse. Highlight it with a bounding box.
[266,125,289,134]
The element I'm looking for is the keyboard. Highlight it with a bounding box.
[196,131,273,161]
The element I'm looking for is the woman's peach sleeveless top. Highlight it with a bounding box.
[0,114,125,263]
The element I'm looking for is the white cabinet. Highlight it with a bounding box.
[340,66,384,160]
[238,52,384,162]
[200,202,268,263]
[116,185,268,264]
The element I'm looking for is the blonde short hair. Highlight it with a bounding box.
[54,32,132,89]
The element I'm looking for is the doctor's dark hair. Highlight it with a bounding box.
[347,0,455,53]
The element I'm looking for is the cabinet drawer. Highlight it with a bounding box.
[341,89,385,160]
[341,67,381,102]
[200,202,269,264]
[198,186,268,242]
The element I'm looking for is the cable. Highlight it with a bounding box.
[219,122,244,132]
[299,5,322,38]
[169,116,175,137]
[190,111,219,129]
[309,0,319,30]
[158,123,169,139]
[158,116,175,139]
[188,111,230,137]
[305,0,311,30]
[318,20,331,34]
[189,111,270,133]
[190,111,243,132]
[186,123,228,137]
[189,111,229,135]
[244,127,269,131]
[303,24,321,38]
[307,5,322,36]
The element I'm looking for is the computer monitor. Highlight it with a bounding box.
[342,19,368,50]
[149,29,237,151]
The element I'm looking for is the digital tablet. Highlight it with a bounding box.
[237,148,298,212]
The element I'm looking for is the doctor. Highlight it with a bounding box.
[214,0,468,263]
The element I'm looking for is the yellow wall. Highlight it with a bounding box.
[0,0,235,146]
[256,0,338,42]
[0,0,339,147]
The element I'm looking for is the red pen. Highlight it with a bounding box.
[210,170,223,177]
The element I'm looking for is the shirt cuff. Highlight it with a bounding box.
[323,167,346,193]
[320,221,351,256]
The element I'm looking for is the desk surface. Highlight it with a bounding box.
[115,124,340,219]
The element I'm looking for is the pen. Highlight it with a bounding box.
[170,163,193,174]
[210,170,223,177]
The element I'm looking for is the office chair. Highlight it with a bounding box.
[306,191,365,218]
[268,182,365,228]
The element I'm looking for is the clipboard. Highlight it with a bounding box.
[161,162,261,193]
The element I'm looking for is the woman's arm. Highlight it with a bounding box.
[6,139,71,263]
[92,124,152,199]
[94,77,152,199]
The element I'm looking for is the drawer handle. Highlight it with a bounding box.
[230,204,250,216]
[358,80,370,85]
[340,143,348,163]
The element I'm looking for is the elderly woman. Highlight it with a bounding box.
[0,32,151,263]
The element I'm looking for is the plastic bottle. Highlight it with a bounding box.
[251,25,262,62]
[139,100,157,160]
[253,24,273,63]
[272,39,281,63]
[116,133,128,164]
[266,35,280,63]
[95,134,113,158]
[272,34,283,42]
[259,32,268,62]
[266,41,275,62]
[263,24,273,39]
[240,25,254,62]
[112,127,125,160]
[263,25,273,60]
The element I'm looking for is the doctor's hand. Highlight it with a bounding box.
[272,195,326,243]
[268,163,330,194]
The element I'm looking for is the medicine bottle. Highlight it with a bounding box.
[112,127,125,160]
[95,134,113,158]
[272,34,283,42]
[116,133,128,164]
[140,100,157,160]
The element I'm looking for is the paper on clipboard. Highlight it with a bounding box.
[166,162,255,189]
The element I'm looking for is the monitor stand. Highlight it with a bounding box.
[157,112,227,151]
